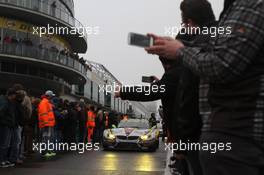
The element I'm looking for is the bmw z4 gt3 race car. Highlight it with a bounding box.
[103,119,160,151]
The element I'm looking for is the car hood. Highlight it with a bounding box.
[111,128,150,136]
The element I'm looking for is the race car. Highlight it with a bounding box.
[103,119,160,151]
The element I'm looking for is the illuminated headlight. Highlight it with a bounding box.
[140,134,152,141]
[104,130,116,140]
[108,133,116,140]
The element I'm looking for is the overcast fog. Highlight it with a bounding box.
[75,0,224,85]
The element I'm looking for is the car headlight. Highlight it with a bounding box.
[108,133,116,140]
[140,134,152,141]
[104,130,116,140]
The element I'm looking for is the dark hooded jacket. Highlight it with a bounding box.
[0,96,16,127]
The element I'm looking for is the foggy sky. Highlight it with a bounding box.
[75,0,224,85]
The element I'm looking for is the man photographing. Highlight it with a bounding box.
[145,0,264,175]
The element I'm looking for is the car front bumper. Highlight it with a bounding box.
[103,137,157,150]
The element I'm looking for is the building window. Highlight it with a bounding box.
[39,68,46,78]
[28,66,39,76]
[16,63,28,74]
[47,72,54,80]
[1,62,15,73]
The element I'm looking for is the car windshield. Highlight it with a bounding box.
[118,119,149,129]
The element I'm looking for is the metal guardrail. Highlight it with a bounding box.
[0,43,87,75]
[0,0,87,40]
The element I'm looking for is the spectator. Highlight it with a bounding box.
[94,110,105,144]
[158,106,166,141]
[3,35,12,44]
[52,97,64,144]
[11,36,18,44]
[64,102,79,144]
[145,0,264,174]
[38,90,56,158]
[104,111,110,129]
[9,84,26,165]
[0,88,18,168]
[3,35,12,53]
[115,57,180,143]
[22,38,33,46]
[31,97,41,143]
[149,113,157,128]
[20,92,33,158]
[86,105,96,143]
[62,99,70,143]
[51,2,57,17]
[78,98,87,143]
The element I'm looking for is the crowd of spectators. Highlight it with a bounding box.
[0,84,124,168]
[1,35,92,71]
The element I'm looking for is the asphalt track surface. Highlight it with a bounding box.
[0,141,167,175]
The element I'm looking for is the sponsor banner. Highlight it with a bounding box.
[0,16,70,48]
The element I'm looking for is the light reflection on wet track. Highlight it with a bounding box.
[0,142,167,175]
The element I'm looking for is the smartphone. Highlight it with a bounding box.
[128,32,154,48]
[142,76,155,83]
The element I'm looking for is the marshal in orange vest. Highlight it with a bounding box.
[38,97,55,128]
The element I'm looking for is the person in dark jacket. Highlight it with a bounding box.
[9,84,26,165]
[146,0,264,174]
[30,97,41,144]
[167,1,216,175]
[116,41,205,146]
[108,112,119,128]
[118,1,216,174]
[52,97,64,144]
[78,99,87,143]
[115,59,180,142]
[149,113,157,128]
[64,102,79,144]
[61,100,69,143]
[94,110,104,144]
[0,88,17,168]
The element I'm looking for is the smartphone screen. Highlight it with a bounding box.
[128,32,153,47]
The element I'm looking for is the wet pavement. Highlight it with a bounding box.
[0,142,167,175]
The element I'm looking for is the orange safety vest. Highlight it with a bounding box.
[38,98,55,128]
[87,111,96,128]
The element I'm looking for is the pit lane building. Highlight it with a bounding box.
[0,0,150,117]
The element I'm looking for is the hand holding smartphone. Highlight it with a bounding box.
[128,32,154,48]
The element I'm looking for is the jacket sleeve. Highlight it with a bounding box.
[0,98,8,122]
[120,83,164,102]
[180,1,264,84]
